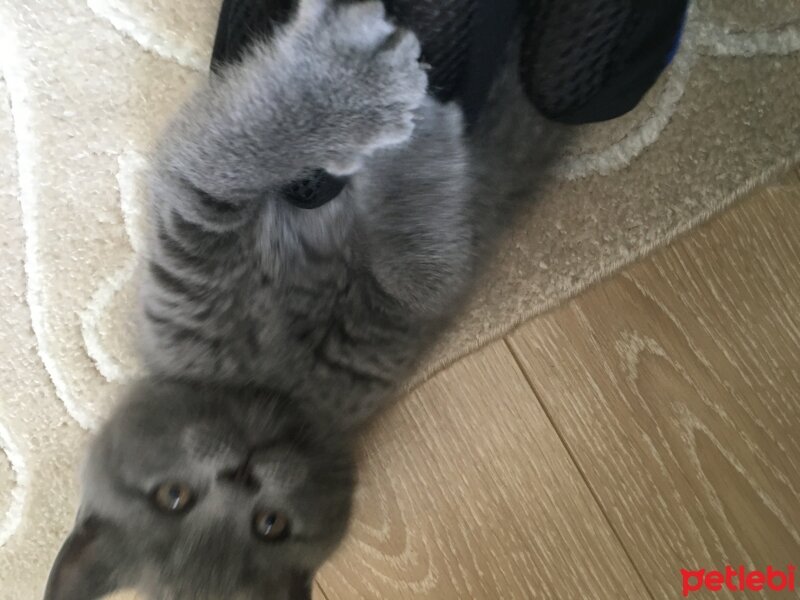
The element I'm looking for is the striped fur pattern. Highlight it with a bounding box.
[46,2,497,599]
[134,0,479,429]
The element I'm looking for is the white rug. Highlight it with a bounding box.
[1,0,799,597]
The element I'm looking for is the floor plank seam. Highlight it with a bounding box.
[502,337,659,600]
[316,580,332,600]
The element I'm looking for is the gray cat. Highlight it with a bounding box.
[45,1,556,599]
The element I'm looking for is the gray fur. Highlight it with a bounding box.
[47,1,563,598]
[139,0,472,427]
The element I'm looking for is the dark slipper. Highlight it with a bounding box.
[519,0,689,125]
[209,0,688,208]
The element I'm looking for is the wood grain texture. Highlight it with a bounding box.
[508,177,800,599]
[318,342,648,600]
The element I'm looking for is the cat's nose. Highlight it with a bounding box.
[217,462,260,492]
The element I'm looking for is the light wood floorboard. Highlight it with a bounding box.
[507,171,800,599]
[319,343,648,599]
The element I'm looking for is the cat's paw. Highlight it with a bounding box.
[288,0,428,174]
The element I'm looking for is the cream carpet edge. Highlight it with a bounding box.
[412,152,800,388]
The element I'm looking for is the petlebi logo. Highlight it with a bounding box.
[681,565,797,597]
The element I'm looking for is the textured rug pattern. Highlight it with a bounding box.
[1,0,799,596]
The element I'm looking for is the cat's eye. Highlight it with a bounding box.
[252,510,290,542]
[152,482,195,514]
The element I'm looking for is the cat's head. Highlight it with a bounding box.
[46,378,356,600]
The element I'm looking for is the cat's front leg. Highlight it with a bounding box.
[154,0,428,213]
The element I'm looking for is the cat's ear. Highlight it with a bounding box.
[287,570,314,600]
[44,516,124,600]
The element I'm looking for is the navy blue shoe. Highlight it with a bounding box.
[211,0,295,71]
[520,0,689,124]
[211,0,688,208]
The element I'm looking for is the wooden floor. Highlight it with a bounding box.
[110,169,800,599]
[317,168,800,600]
